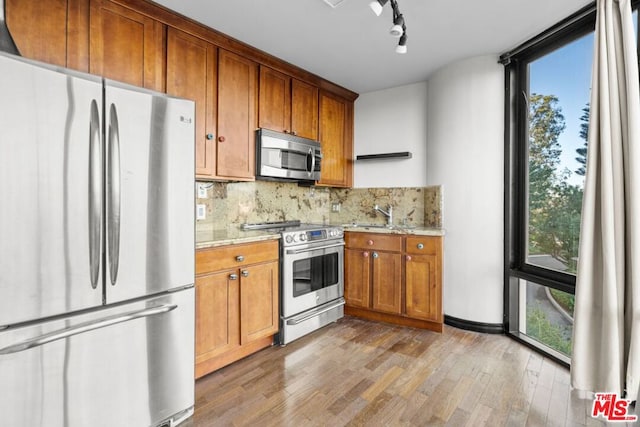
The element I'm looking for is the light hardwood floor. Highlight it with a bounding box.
[185,316,637,426]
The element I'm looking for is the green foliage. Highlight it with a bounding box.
[527,305,572,356]
[527,93,583,273]
[549,288,575,314]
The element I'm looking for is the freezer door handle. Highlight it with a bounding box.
[107,103,121,286]
[89,100,102,290]
[0,304,177,355]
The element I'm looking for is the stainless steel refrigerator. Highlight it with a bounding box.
[0,52,196,427]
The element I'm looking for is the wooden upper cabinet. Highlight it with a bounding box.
[216,49,257,181]
[291,79,319,140]
[258,66,319,140]
[5,0,68,66]
[89,0,165,91]
[318,91,353,188]
[166,27,217,178]
[258,67,291,134]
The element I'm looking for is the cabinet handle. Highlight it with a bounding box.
[236,255,245,262]
[283,130,289,134]
[206,133,214,140]
[406,255,412,261]
[241,270,249,277]
[218,136,226,142]
[367,240,374,246]
[363,251,369,258]
[229,273,238,280]
[372,252,379,259]
[417,243,424,250]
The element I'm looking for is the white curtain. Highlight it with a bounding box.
[571,0,640,401]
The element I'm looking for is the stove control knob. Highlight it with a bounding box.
[300,233,308,241]
[285,235,294,244]
[293,234,298,242]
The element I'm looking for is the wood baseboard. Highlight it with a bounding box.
[345,306,443,333]
[195,335,274,379]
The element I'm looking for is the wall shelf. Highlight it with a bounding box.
[355,151,413,161]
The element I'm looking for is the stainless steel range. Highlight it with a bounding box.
[242,221,345,345]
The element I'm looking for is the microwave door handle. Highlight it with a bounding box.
[308,148,315,178]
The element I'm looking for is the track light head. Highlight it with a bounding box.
[396,32,407,54]
[368,0,388,16]
[389,14,404,37]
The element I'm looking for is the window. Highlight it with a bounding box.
[503,4,639,364]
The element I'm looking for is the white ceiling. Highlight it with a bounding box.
[152,0,593,94]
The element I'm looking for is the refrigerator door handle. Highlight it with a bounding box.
[0,304,177,355]
[89,100,102,290]
[107,103,121,286]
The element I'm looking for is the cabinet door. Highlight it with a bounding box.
[166,28,217,178]
[89,0,165,91]
[258,66,291,134]
[217,49,257,180]
[318,91,353,187]
[6,0,67,66]
[195,271,240,375]
[344,248,371,308]
[405,253,442,322]
[240,261,279,344]
[291,79,318,140]
[371,251,402,314]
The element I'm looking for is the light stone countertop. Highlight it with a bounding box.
[196,229,280,249]
[195,223,445,250]
[341,225,445,236]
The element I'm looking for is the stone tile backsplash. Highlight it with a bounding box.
[195,180,442,234]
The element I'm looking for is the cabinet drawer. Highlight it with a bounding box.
[405,236,441,255]
[196,240,279,275]
[345,232,402,252]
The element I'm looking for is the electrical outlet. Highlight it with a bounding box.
[331,202,341,212]
[197,183,207,199]
[196,204,206,220]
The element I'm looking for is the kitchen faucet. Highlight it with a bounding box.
[374,204,393,225]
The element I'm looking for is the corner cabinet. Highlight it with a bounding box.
[344,232,443,332]
[318,91,353,188]
[195,240,279,378]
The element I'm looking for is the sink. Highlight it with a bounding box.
[346,223,399,230]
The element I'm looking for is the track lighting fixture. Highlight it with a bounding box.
[369,0,408,54]
[368,0,388,17]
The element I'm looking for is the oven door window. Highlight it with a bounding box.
[292,252,339,297]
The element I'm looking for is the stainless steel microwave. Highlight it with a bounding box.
[256,128,322,183]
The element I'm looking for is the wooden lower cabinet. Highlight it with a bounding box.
[195,240,279,378]
[344,232,443,332]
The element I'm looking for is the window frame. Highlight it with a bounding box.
[502,0,640,364]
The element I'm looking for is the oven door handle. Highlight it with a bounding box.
[285,241,345,255]
[286,298,345,325]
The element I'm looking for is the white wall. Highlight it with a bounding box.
[353,82,428,188]
[426,55,504,324]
